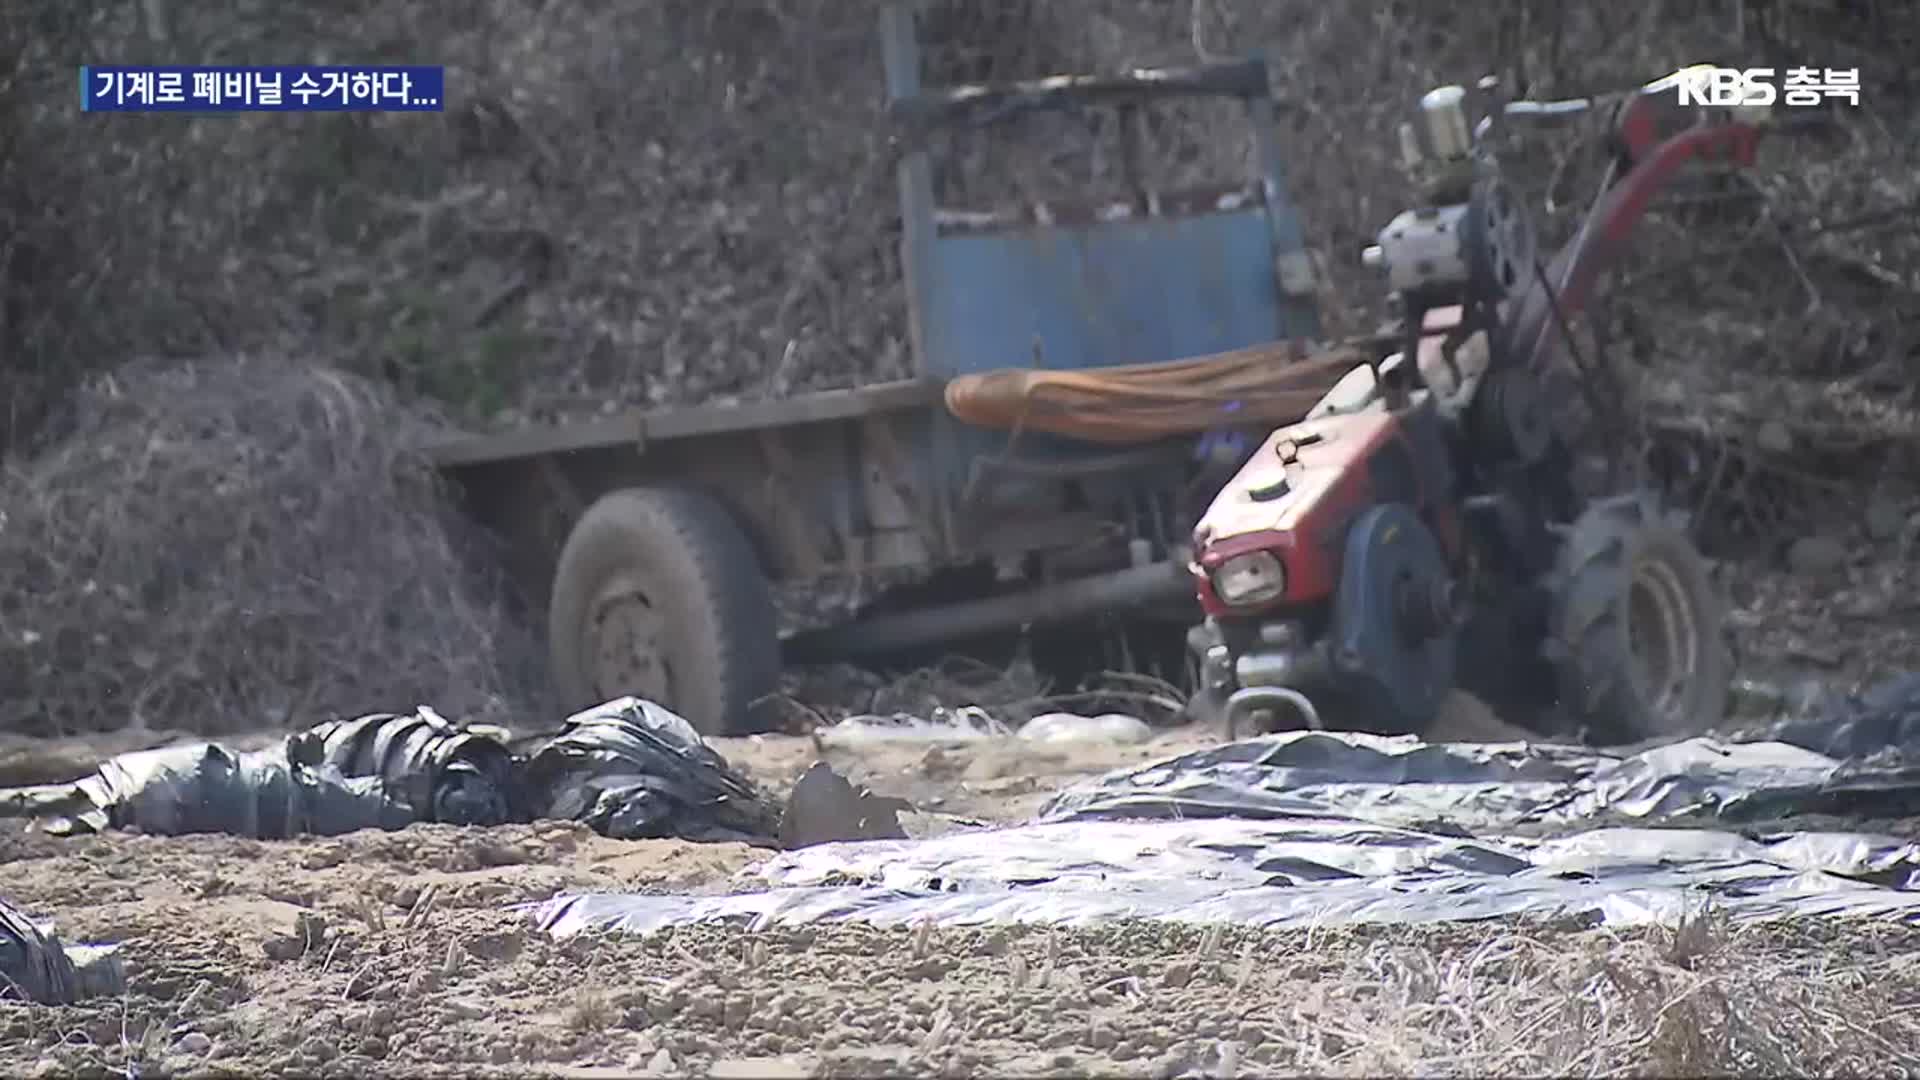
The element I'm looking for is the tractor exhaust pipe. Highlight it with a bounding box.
[1224,685,1323,739]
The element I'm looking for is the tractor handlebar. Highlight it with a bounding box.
[1762,111,1843,138]
[1476,65,1741,139]
[1472,72,1843,154]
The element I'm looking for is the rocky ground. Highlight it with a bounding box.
[6,706,1920,1079]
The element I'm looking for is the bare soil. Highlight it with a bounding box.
[8,711,1920,1078]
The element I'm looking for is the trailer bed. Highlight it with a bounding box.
[423,379,943,469]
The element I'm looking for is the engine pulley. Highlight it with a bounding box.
[1470,364,1554,465]
[1463,174,1537,303]
[1329,502,1456,732]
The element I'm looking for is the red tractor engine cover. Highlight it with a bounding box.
[1191,405,1459,618]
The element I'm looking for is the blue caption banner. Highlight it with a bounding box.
[80,66,445,112]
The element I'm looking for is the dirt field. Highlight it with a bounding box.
[6,717,1920,1078]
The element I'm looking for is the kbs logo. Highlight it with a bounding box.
[1675,67,1778,107]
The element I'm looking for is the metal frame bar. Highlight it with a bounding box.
[878,1,959,557]
[1244,57,1321,336]
[1506,101,1764,373]
[887,57,1272,130]
[876,0,1322,348]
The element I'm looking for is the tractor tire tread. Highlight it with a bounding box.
[1549,493,1732,745]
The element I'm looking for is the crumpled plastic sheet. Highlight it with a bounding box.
[4,700,783,845]
[1769,672,1920,760]
[531,729,1920,938]
[0,894,124,1004]
[521,697,783,846]
[53,743,420,839]
[1032,731,1920,830]
[16,706,519,839]
[287,707,525,826]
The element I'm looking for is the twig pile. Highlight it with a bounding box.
[0,357,542,736]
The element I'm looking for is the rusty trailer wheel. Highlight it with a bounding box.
[548,487,780,736]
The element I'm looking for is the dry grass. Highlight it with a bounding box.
[1193,915,1920,1075]
[0,356,542,736]
[517,915,1920,1076]
[22,910,1920,1077]
[906,914,1920,1076]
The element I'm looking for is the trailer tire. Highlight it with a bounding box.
[1547,492,1731,745]
[548,487,780,736]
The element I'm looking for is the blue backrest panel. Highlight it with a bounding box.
[919,206,1291,378]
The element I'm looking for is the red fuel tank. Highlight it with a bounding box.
[1191,409,1408,615]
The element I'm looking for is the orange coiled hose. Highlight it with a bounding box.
[942,338,1366,445]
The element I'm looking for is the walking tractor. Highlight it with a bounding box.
[1187,69,1824,742]
[422,5,1812,745]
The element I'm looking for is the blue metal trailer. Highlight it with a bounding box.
[426,0,1326,735]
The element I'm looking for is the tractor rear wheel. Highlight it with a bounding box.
[1547,492,1731,745]
[548,487,781,737]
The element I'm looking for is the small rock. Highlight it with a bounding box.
[646,1048,677,1075]
[172,1032,213,1057]
[1161,962,1194,989]
[1787,536,1848,575]
[1755,421,1793,453]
